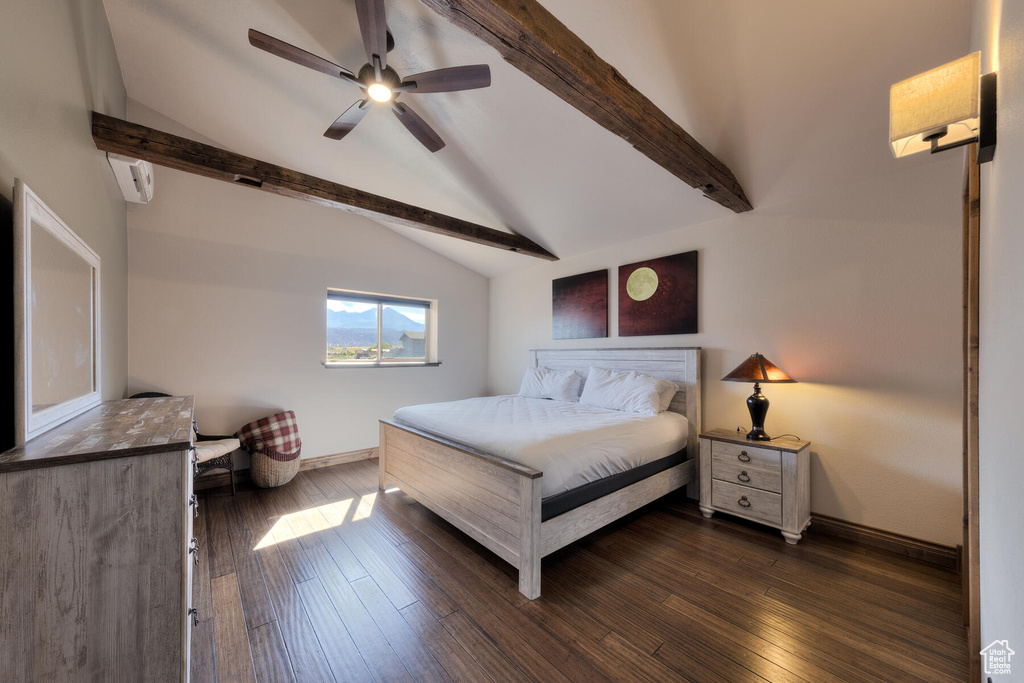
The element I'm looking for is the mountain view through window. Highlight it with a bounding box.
[327,295,428,362]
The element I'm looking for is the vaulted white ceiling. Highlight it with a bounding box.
[101,0,970,275]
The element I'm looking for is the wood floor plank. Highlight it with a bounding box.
[295,577,374,683]
[565,564,788,683]
[400,602,497,683]
[400,527,603,682]
[374,485,529,607]
[273,483,325,551]
[212,573,257,683]
[601,631,704,683]
[659,590,859,683]
[351,578,452,682]
[439,609,531,683]
[206,493,236,579]
[195,461,967,683]
[246,495,336,683]
[304,544,413,682]
[518,599,655,682]
[394,535,571,682]
[293,479,419,609]
[313,475,456,618]
[551,546,852,683]
[582,546,889,682]
[223,495,277,631]
[250,491,318,584]
[627,522,966,665]
[248,621,295,683]
[189,618,217,683]
[313,468,416,557]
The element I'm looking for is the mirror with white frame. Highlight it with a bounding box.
[14,179,101,444]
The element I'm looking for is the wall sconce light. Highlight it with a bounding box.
[890,52,997,163]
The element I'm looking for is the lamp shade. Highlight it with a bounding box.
[890,52,981,158]
[722,353,796,383]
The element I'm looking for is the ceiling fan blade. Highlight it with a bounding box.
[401,65,491,94]
[354,0,388,71]
[325,100,371,140]
[249,29,354,80]
[392,102,445,153]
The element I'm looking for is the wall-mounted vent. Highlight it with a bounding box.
[107,153,154,204]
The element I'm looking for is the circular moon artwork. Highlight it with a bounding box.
[626,267,659,301]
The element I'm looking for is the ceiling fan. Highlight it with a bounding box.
[248,0,490,153]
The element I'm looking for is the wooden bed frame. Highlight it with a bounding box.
[378,347,701,599]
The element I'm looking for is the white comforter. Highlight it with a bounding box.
[392,395,688,498]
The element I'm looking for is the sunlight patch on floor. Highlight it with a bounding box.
[253,497,354,550]
[353,493,377,521]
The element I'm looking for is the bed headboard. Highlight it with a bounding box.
[530,347,702,458]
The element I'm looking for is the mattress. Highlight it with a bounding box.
[391,395,689,500]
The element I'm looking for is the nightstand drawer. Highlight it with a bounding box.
[712,459,782,493]
[712,480,782,525]
[712,440,780,473]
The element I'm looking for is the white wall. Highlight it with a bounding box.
[0,0,128,446]
[972,0,1024,665]
[125,104,489,459]
[489,158,964,547]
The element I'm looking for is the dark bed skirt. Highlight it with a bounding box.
[541,448,688,522]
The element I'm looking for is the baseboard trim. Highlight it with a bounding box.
[808,513,958,570]
[194,447,377,491]
[299,448,377,470]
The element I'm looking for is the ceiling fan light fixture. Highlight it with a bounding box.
[367,82,393,103]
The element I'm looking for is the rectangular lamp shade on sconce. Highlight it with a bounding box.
[890,51,996,163]
[722,353,796,442]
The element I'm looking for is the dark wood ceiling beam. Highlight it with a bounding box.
[91,112,557,261]
[417,0,752,213]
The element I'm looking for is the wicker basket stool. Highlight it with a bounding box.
[236,410,302,489]
[250,449,300,488]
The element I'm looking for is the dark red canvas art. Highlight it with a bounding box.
[618,251,697,336]
[552,269,608,339]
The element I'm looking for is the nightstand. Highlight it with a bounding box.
[698,428,811,544]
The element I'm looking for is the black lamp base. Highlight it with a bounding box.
[746,427,772,441]
[745,383,772,441]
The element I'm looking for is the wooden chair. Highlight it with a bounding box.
[129,392,239,495]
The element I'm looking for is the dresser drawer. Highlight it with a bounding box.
[712,458,782,493]
[712,440,780,473]
[712,480,782,525]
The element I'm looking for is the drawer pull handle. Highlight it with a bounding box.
[738,496,751,508]
[737,471,751,483]
[738,451,751,463]
[188,606,199,626]
[189,537,199,564]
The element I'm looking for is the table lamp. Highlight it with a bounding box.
[722,353,796,441]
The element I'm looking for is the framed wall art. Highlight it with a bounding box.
[552,269,608,339]
[618,250,697,336]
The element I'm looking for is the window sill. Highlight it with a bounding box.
[323,361,442,369]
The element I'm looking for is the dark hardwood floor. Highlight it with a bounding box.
[192,458,968,682]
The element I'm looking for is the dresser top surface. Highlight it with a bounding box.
[700,427,810,453]
[0,396,195,473]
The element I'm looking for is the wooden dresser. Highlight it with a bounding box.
[698,428,811,544]
[0,396,197,682]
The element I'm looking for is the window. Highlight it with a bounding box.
[326,290,435,365]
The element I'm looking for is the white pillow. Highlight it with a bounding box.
[579,366,666,415]
[657,379,679,412]
[518,367,584,402]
